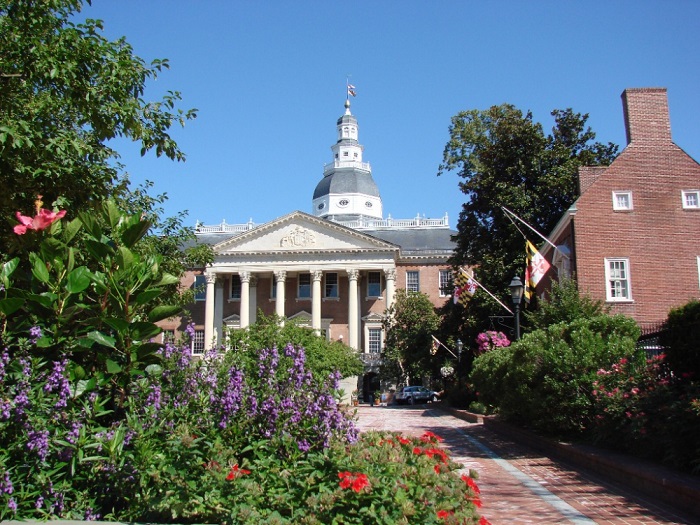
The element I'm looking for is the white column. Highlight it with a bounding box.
[275,270,287,324]
[239,271,251,328]
[214,277,224,346]
[204,272,217,349]
[347,269,359,350]
[249,275,258,325]
[384,268,397,310]
[312,270,323,335]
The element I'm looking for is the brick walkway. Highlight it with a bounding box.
[355,404,697,525]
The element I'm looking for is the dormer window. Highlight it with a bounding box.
[682,190,700,209]
[612,191,633,211]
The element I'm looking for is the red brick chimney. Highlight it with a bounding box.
[621,88,671,145]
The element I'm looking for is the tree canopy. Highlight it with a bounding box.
[0,0,197,252]
[438,104,618,338]
[381,289,440,386]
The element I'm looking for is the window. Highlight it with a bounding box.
[325,272,338,298]
[271,275,277,299]
[192,330,205,355]
[406,271,419,293]
[162,330,175,345]
[368,328,382,353]
[194,275,207,301]
[612,191,633,210]
[367,271,382,297]
[298,273,311,299]
[683,190,700,209]
[605,258,631,301]
[230,275,241,300]
[439,269,452,297]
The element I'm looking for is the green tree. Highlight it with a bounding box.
[0,0,197,253]
[381,289,440,385]
[438,104,617,337]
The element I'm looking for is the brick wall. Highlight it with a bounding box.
[569,88,700,325]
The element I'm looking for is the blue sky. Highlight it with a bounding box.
[81,1,700,229]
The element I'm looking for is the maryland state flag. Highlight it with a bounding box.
[453,268,477,306]
[524,240,550,303]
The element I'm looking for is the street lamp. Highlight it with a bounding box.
[509,276,524,340]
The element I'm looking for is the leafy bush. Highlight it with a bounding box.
[659,299,700,378]
[591,353,700,472]
[226,313,364,380]
[470,314,641,437]
[525,277,608,330]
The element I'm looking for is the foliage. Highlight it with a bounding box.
[0,320,491,523]
[226,313,364,380]
[470,314,641,436]
[590,353,700,473]
[1,201,182,411]
[0,0,197,254]
[525,277,608,330]
[659,299,700,378]
[381,289,440,386]
[438,104,617,338]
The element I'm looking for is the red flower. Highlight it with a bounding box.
[424,447,448,463]
[338,471,370,493]
[226,464,251,480]
[479,517,492,525]
[413,446,423,455]
[462,474,481,494]
[437,509,453,519]
[14,196,66,235]
[421,431,444,443]
[398,436,411,445]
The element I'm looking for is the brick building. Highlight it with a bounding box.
[161,97,456,395]
[541,88,700,329]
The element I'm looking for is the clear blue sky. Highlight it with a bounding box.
[81,1,700,228]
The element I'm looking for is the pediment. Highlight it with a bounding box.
[214,211,398,255]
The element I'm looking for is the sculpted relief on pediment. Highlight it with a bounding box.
[280,226,316,248]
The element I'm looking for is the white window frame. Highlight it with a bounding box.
[697,256,700,289]
[612,191,633,211]
[194,275,207,302]
[439,269,452,297]
[367,271,382,298]
[605,258,632,302]
[682,190,700,209]
[229,274,241,300]
[368,328,383,354]
[324,272,339,299]
[191,329,205,355]
[297,273,311,300]
[406,271,420,293]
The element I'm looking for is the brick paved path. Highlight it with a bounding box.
[355,404,696,525]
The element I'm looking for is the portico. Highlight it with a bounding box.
[201,211,399,351]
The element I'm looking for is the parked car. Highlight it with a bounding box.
[394,386,438,405]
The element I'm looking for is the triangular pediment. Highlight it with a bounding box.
[214,211,398,255]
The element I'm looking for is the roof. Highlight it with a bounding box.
[312,170,380,199]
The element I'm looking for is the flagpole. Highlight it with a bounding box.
[432,335,457,358]
[463,270,514,315]
[501,206,558,250]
